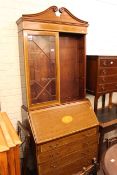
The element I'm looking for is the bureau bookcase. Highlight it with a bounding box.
[17,6,99,175]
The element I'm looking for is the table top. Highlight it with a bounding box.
[102,144,117,175]
[97,105,117,128]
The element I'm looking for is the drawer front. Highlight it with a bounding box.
[98,76,117,84]
[98,83,117,93]
[38,158,88,175]
[39,127,98,153]
[37,134,98,164]
[38,144,98,175]
[99,68,117,76]
[100,58,117,67]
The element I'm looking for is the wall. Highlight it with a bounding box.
[0,0,117,127]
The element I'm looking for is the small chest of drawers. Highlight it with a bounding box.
[86,55,117,112]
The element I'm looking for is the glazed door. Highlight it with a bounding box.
[24,31,60,109]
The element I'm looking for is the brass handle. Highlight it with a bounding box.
[102,77,106,82]
[110,61,114,65]
[50,154,54,158]
[102,70,106,75]
[50,164,57,168]
[53,145,57,148]
[54,143,59,148]
[101,86,105,91]
[82,167,87,172]
[103,61,107,66]
[49,143,59,149]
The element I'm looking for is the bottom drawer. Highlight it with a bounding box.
[38,144,98,175]
[98,83,117,92]
[38,154,96,175]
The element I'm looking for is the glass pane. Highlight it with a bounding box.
[27,35,56,105]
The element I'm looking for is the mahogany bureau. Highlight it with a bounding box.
[16,6,99,174]
[86,55,117,113]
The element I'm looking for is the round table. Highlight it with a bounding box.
[102,144,117,175]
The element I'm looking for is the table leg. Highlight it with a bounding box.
[94,96,99,114]
[109,93,113,109]
[98,127,105,162]
[102,94,105,110]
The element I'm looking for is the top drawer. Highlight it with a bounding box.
[100,58,117,67]
[39,127,98,153]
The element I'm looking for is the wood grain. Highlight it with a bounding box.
[0,112,21,175]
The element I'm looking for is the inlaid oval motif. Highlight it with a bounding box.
[62,116,73,124]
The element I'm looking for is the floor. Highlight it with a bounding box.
[98,167,104,175]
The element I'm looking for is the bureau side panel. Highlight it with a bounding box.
[86,56,98,95]
[18,31,28,121]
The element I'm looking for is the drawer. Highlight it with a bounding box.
[98,83,117,93]
[38,127,98,153]
[100,58,117,67]
[38,144,97,175]
[98,76,117,84]
[99,68,117,76]
[38,158,86,175]
[37,134,98,164]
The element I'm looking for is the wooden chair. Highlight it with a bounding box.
[17,120,38,175]
[97,92,117,161]
[17,121,30,175]
[105,136,117,148]
[73,158,98,175]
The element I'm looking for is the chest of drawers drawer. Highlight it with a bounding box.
[98,76,117,84]
[38,157,87,175]
[98,83,117,93]
[99,68,117,76]
[100,58,117,67]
